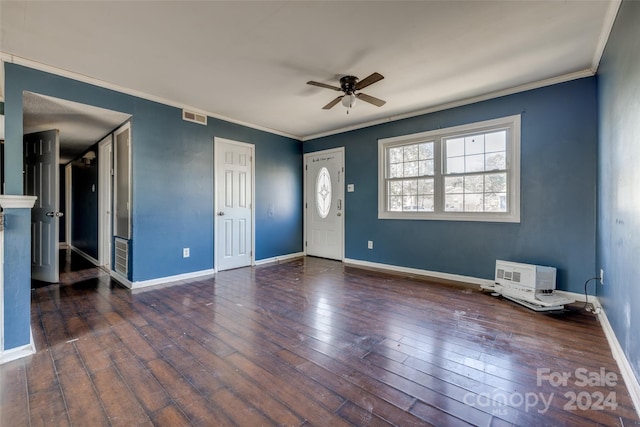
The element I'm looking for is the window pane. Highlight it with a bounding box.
[403,195,417,211]
[465,134,484,155]
[389,196,403,211]
[485,152,506,171]
[419,160,434,176]
[402,179,417,195]
[418,178,434,195]
[389,181,403,196]
[485,192,507,212]
[404,161,419,177]
[445,176,463,194]
[464,193,484,212]
[447,138,464,157]
[389,147,403,164]
[390,163,402,178]
[419,142,434,160]
[485,173,507,193]
[447,156,464,174]
[445,195,463,211]
[465,154,485,173]
[485,130,506,153]
[404,145,419,161]
[380,115,518,220]
[464,175,483,193]
[417,195,434,211]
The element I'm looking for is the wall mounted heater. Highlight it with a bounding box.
[481,260,574,311]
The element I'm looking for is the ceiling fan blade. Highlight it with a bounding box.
[355,72,384,90]
[357,93,386,107]
[323,96,343,110]
[307,81,342,91]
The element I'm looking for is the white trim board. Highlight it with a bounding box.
[343,258,494,288]
[111,269,216,291]
[1,328,35,365]
[70,246,99,267]
[254,252,305,266]
[598,303,640,420]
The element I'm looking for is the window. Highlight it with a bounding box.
[378,115,520,222]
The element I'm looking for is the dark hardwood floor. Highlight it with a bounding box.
[1,250,638,426]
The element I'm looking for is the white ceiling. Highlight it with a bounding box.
[23,92,131,164]
[0,1,619,140]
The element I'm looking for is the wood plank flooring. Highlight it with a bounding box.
[1,251,638,426]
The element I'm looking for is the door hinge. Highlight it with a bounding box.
[250,251,253,257]
[305,164,307,170]
[305,241,307,247]
[305,202,307,208]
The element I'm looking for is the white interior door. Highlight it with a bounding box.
[215,138,254,271]
[24,130,61,283]
[98,135,112,267]
[305,148,344,260]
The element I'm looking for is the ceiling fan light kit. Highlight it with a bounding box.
[307,72,386,113]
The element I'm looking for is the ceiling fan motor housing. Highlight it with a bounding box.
[340,76,359,94]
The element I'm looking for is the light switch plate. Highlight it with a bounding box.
[347,184,355,192]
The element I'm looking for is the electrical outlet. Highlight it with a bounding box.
[600,268,604,285]
[367,240,373,249]
[183,248,190,258]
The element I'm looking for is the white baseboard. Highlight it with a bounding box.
[113,269,216,291]
[70,246,99,266]
[110,270,133,289]
[597,302,640,420]
[1,328,35,365]
[254,252,305,266]
[343,258,494,288]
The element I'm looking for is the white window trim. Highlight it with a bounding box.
[378,115,521,223]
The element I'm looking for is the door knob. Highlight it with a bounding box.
[217,211,225,216]
[46,212,64,217]
[46,212,55,217]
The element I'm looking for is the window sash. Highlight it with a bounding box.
[378,115,520,222]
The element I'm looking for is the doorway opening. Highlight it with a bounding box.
[22,92,131,283]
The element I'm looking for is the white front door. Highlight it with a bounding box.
[215,138,254,271]
[305,148,344,260]
[24,130,61,283]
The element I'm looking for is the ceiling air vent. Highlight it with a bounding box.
[182,110,207,126]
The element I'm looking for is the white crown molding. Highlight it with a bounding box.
[0,52,300,141]
[0,195,37,209]
[303,69,595,141]
[591,0,622,72]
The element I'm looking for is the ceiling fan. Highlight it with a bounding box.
[307,72,386,111]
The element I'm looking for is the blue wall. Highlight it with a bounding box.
[4,63,303,280]
[2,63,303,349]
[2,208,32,348]
[597,0,640,382]
[305,78,598,293]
